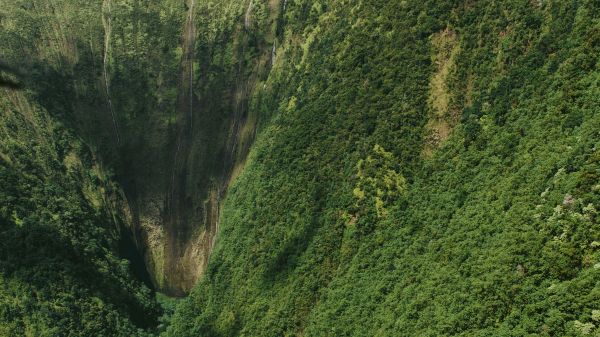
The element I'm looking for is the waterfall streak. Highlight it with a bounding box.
[102,0,120,145]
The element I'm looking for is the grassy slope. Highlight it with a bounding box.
[168,0,600,336]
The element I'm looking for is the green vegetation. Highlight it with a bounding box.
[1,0,599,336]
[0,91,159,335]
[0,0,181,334]
[168,0,600,336]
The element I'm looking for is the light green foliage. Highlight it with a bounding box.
[354,144,407,218]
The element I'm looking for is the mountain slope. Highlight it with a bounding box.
[167,0,600,336]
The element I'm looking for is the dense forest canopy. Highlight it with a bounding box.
[0,0,599,336]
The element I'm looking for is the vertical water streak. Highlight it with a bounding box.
[271,40,276,66]
[102,0,120,145]
[189,0,195,131]
[244,0,253,30]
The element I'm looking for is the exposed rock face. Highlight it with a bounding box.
[124,0,276,296]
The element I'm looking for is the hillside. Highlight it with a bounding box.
[1,0,599,336]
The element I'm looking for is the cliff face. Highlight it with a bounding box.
[0,0,277,297]
[0,25,160,334]
[127,0,277,296]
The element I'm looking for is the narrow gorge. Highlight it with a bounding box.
[1,0,280,299]
[110,0,278,296]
